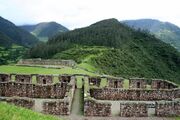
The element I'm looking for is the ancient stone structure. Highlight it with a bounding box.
[18,58,76,67]
[90,88,176,101]
[15,74,32,83]
[151,79,178,89]
[6,97,35,109]
[0,73,10,82]
[108,77,123,88]
[129,78,147,89]
[88,77,101,87]
[155,100,180,117]
[43,100,70,115]
[37,75,53,84]
[59,75,73,83]
[84,99,111,116]
[120,103,148,117]
[0,82,67,98]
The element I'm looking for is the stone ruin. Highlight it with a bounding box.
[15,74,32,83]
[108,77,123,88]
[84,77,180,117]
[0,73,179,118]
[129,78,147,89]
[17,58,76,67]
[120,103,148,117]
[0,73,10,82]
[88,76,101,87]
[0,73,76,115]
[84,99,111,116]
[37,75,53,84]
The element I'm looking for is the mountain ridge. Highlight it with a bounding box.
[122,19,180,51]
[20,22,69,41]
[0,16,39,47]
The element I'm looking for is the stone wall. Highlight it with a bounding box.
[89,77,101,87]
[120,103,148,117]
[108,78,123,88]
[155,101,180,117]
[90,88,178,101]
[15,74,32,83]
[18,58,76,67]
[59,75,72,83]
[0,73,10,82]
[151,79,178,89]
[37,75,53,84]
[84,99,111,116]
[43,100,70,115]
[129,78,147,89]
[6,97,35,109]
[0,82,67,99]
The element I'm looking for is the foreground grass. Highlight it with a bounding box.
[0,102,61,120]
[0,65,96,76]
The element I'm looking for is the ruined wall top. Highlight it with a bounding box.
[18,58,76,67]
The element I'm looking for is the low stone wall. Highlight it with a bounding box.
[155,100,180,117]
[15,74,32,83]
[43,100,70,115]
[120,103,148,117]
[18,59,76,67]
[0,82,67,99]
[89,77,101,87]
[0,73,10,82]
[108,78,123,88]
[37,75,53,84]
[129,78,147,89]
[151,79,178,89]
[84,99,111,116]
[90,88,178,101]
[6,97,35,109]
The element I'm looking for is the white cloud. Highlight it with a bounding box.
[0,0,180,29]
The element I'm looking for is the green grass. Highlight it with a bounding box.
[100,78,107,88]
[0,65,96,76]
[175,117,180,120]
[123,79,129,89]
[0,102,61,120]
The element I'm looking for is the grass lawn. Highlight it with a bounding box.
[0,65,96,76]
[0,102,61,120]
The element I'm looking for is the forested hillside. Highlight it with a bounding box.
[122,19,180,51]
[28,18,180,84]
[0,16,39,47]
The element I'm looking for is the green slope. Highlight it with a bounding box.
[27,18,180,84]
[0,102,61,120]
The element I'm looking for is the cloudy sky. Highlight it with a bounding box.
[0,0,180,29]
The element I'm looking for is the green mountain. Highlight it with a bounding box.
[20,22,69,41]
[0,16,39,47]
[28,18,180,84]
[122,19,180,51]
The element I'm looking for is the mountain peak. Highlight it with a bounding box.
[91,18,120,26]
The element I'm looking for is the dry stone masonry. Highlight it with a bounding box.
[0,72,179,117]
[6,97,35,109]
[15,74,32,83]
[84,99,111,116]
[37,75,53,84]
[108,77,123,88]
[120,103,148,117]
[18,58,76,67]
[88,77,101,87]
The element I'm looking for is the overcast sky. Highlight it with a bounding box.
[0,0,180,29]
